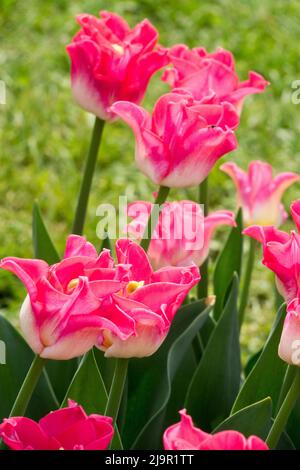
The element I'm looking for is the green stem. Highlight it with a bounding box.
[9,355,45,417]
[72,117,105,235]
[197,177,208,299]
[266,367,300,449]
[276,365,297,414]
[140,186,170,252]
[105,358,128,423]
[239,237,256,328]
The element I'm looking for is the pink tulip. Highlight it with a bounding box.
[0,235,120,360]
[243,200,300,302]
[221,161,300,227]
[111,90,239,188]
[162,45,269,113]
[96,238,200,358]
[278,298,300,365]
[126,200,236,269]
[163,409,268,450]
[0,400,114,450]
[66,10,169,120]
[1,235,199,359]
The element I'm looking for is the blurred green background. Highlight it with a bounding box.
[1,0,300,357]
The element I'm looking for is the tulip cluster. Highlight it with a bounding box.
[1,235,199,360]
[2,7,300,455]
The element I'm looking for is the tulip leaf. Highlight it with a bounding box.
[287,395,300,449]
[45,360,78,404]
[185,274,241,431]
[124,300,211,449]
[213,209,243,320]
[231,304,287,415]
[244,348,262,377]
[163,346,197,427]
[32,202,60,264]
[276,428,296,450]
[94,350,116,392]
[61,349,122,450]
[214,397,272,439]
[0,313,57,421]
[61,350,107,414]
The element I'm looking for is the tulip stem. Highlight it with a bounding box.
[140,186,170,252]
[238,237,257,329]
[266,367,300,449]
[9,355,46,417]
[105,358,128,424]
[72,117,105,235]
[276,365,297,414]
[197,177,208,299]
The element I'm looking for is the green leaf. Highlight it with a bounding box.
[214,397,272,439]
[62,349,122,450]
[32,202,60,264]
[125,301,211,449]
[45,360,78,404]
[244,348,262,378]
[287,395,300,449]
[231,304,287,415]
[94,349,116,392]
[276,428,296,450]
[185,274,241,430]
[61,350,107,414]
[213,209,243,320]
[164,346,197,427]
[214,397,295,449]
[0,314,57,421]
[101,233,113,252]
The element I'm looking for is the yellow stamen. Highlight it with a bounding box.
[112,43,124,55]
[67,278,80,291]
[126,280,145,295]
[102,330,113,349]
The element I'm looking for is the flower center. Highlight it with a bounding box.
[67,278,80,292]
[112,43,124,55]
[126,280,145,295]
[102,330,113,349]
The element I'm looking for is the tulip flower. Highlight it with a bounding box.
[1,235,199,359]
[0,400,114,450]
[96,238,200,358]
[0,235,121,360]
[66,10,169,120]
[126,199,236,269]
[162,45,269,114]
[221,161,300,227]
[243,200,300,302]
[111,90,239,188]
[163,409,268,450]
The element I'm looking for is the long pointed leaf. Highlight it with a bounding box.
[185,274,241,430]
[125,302,211,449]
[213,209,243,320]
[62,349,122,449]
[231,304,287,415]
[32,202,60,263]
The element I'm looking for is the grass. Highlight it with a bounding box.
[1,0,300,356]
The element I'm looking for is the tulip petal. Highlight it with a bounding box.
[64,235,98,259]
[0,417,57,450]
[163,409,210,450]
